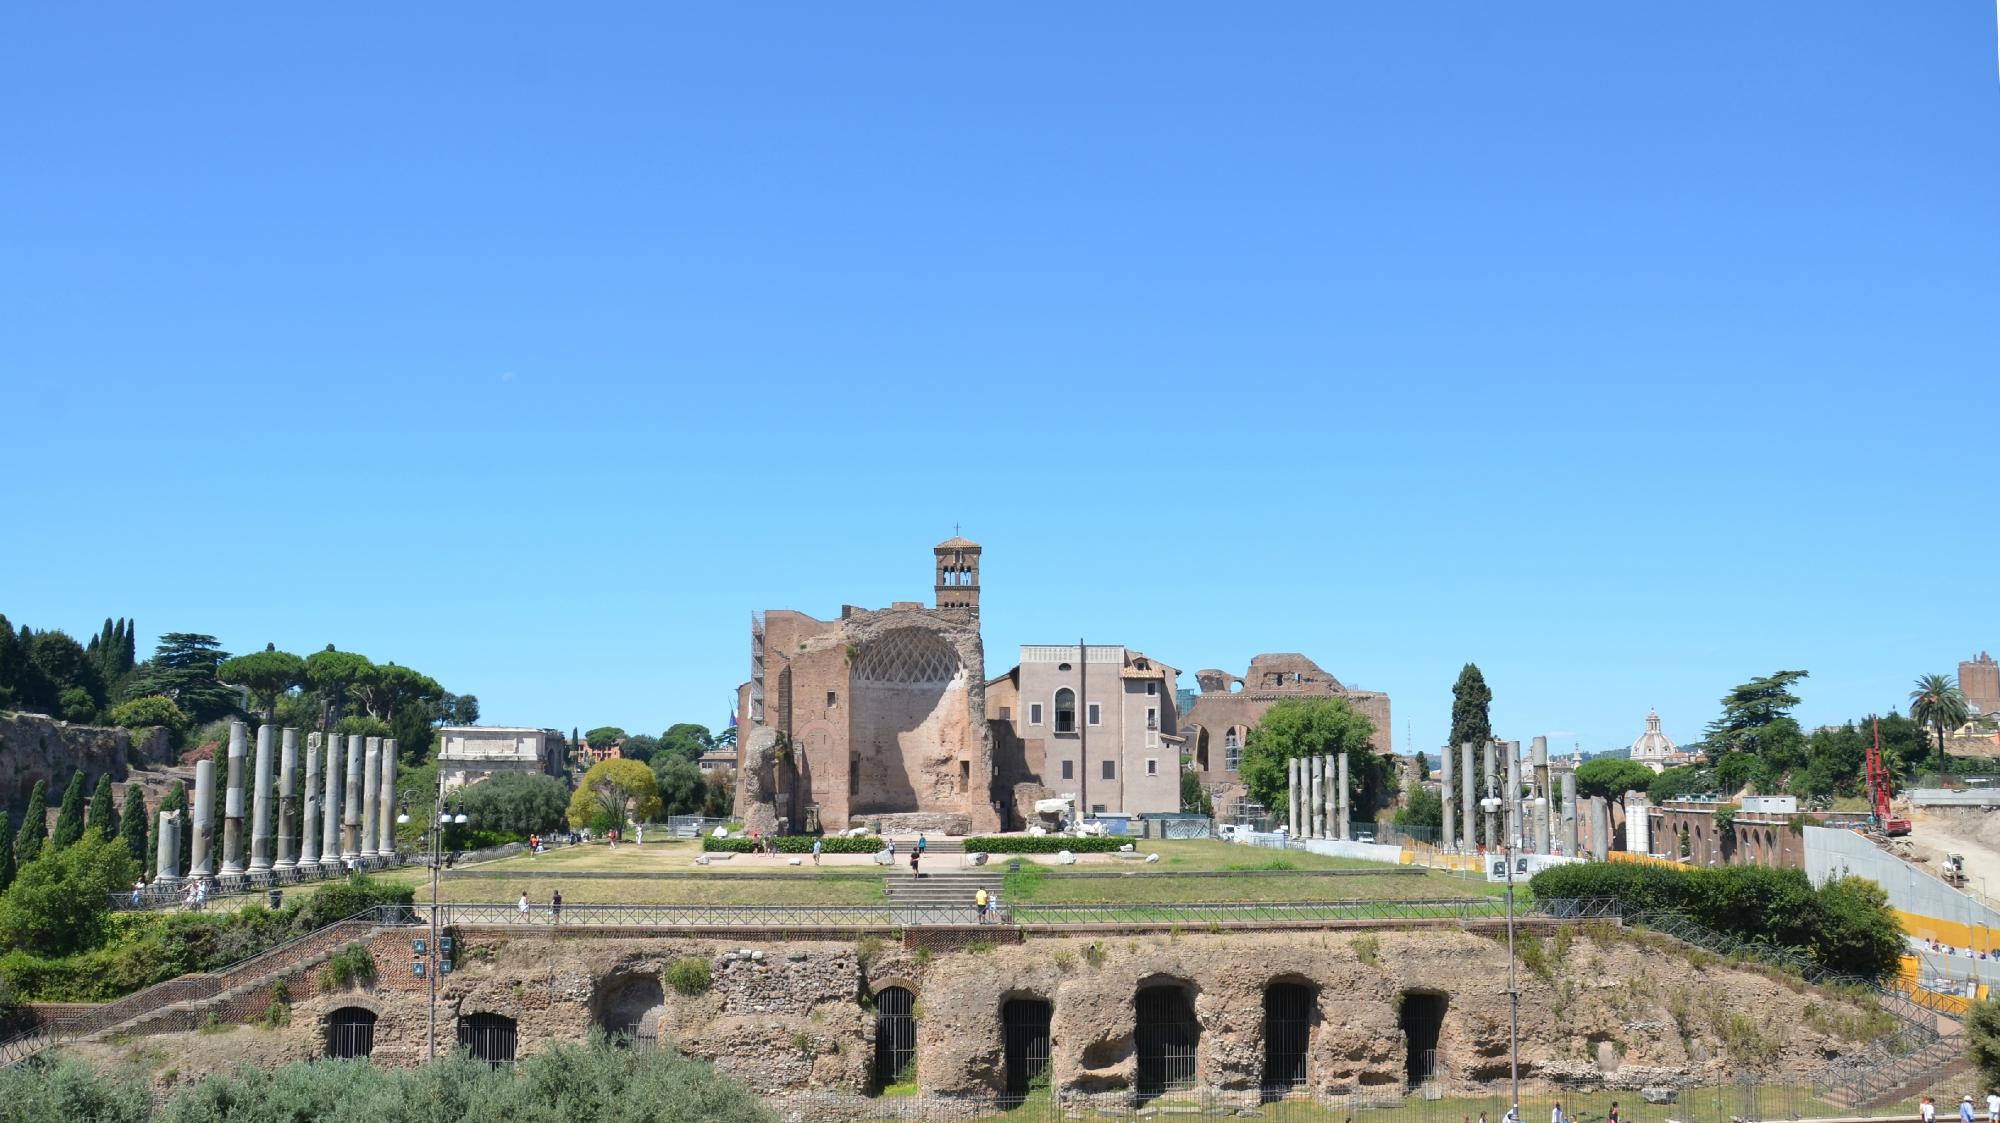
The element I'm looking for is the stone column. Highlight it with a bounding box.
[155,810,181,883]
[191,758,216,879]
[378,739,398,862]
[361,737,382,860]
[1591,797,1612,861]
[1561,770,1579,856]
[1531,737,1551,850]
[221,721,248,875]
[342,735,363,862]
[1504,742,1522,852]
[321,733,344,871]
[1482,741,1498,849]
[1532,796,1549,855]
[1441,744,1455,851]
[300,733,322,869]
[1626,794,1650,855]
[1287,757,1300,835]
[1308,755,1323,838]
[249,723,276,873]
[275,728,299,870]
[1460,742,1477,853]
[1336,752,1350,841]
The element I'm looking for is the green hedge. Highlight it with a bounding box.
[0,875,415,1003]
[700,835,882,854]
[963,836,1129,854]
[1528,861,1904,981]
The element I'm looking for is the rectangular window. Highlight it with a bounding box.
[1226,744,1242,772]
[1146,758,1159,776]
[1091,803,1106,814]
[1030,703,1043,726]
[1146,707,1157,730]
[999,706,1011,720]
[826,690,838,708]
[959,760,970,793]
[1087,703,1101,726]
[1061,760,1074,780]
[1102,760,1115,780]
[849,755,860,794]
[1146,682,1157,696]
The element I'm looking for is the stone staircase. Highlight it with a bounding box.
[884,868,1003,924]
[0,906,417,1066]
[1819,1033,1967,1109]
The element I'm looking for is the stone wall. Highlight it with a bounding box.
[0,711,173,817]
[116,926,1885,1105]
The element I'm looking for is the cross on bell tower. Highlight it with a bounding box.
[934,532,981,614]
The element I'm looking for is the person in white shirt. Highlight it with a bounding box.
[1984,1092,1998,1123]
[1552,1105,1566,1123]
[516,892,531,921]
[1922,1096,1937,1123]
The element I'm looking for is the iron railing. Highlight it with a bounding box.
[109,857,401,912]
[0,904,420,1067]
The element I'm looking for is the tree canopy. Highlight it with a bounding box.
[1910,673,1970,773]
[1704,670,1808,754]
[0,829,136,957]
[585,726,627,750]
[662,723,714,762]
[651,757,708,818]
[567,759,661,830]
[217,648,305,719]
[1574,758,1657,801]
[455,773,570,837]
[1239,698,1391,818]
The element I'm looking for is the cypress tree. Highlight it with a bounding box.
[120,618,137,679]
[88,774,118,839]
[52,772,87,849]
[14,779,47,866]
[120,784,149,867]
[0,809,13,893]
[1449,663,1495,801]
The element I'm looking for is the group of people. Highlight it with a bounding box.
[1919,1093,2000,1123]
[1923,938,1992,960]
[516,889,564,924]
[1480,1103,1612,1123]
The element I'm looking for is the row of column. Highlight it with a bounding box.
[1284,753,1351,841]
[1438,736,1591,858]
[154,722,399,883]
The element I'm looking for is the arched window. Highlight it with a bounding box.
[1135,982,1200,1099]
[1001,997,1052,1105]
[1262,982,1314,1098]
[459,1012,518,1067]
[326,1007,376,1060]
[1224,728,1245,772]
[1054,689,1077,734]
[873,986,917,1091]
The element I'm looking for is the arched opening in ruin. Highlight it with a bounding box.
[1134,981,1200,1099]
[458,1012,518,1068]
[325,1007,376,1060]
[1261,980,1315,1099]
[849,629,964,815]
[1399,990,1447,1085]
[592,972,665,1045]
[1054,688,1077,734]
[1001,996,1053,1105]
[873,985,917,1092]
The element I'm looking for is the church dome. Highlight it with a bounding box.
[1630,710,1678,762]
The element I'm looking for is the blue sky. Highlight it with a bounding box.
[2,4,1995,756]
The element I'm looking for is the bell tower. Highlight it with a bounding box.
[933,533,981,614]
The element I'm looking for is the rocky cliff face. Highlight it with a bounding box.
[0,711,173,817]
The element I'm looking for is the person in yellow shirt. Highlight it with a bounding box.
[974,887,989,923]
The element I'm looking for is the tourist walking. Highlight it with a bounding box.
[975,886,989,923]
[886,838,896,860]
[1552,1103,1566,1123]
[910,848,921,877]
[517,892,531,921]
[811,836,822,866]
[917,833,927,857]
[131,878,145,907]
[1984,1091,1997,1123]
[551,889,563,926]
[1607,1102,1620,1123]
[1922,1096,1937,1123]
[1963,1097,1977,1123]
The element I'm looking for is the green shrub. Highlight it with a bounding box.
[1528,861,1904,980]
[962,836,1127,854]
[108,695,191,740]
[287,874,414,934]
[666,956,712,996]
[319,943,376,989]
[0,831,136,956]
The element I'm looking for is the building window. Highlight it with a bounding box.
[850,754,860,795]
[999,706,1011,720]
[1146,681,1157,696]
[1091,803,1106,814]
[1147,758,1159,776]
[1087,703,1101,727]
[827,690,838,708]
[959,760,970,793]
[1102,760,1115,781]
[1146,707,1158,730]
[1029,703,1043,726]
[1061,760,1074,781]
[1224,730,1242,772]
[1055,689,1076,734]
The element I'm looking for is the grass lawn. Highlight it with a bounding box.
[371,865,885,906]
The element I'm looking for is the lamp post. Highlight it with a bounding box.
[1481,795,1519,1115]
[407,775,467,1062]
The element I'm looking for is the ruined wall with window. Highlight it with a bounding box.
[1181,653,1393,820]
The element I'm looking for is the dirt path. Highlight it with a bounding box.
[1905,806,2000,900]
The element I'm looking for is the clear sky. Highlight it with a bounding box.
[3,4,1995,757]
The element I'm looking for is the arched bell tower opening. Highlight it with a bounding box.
[934,534,982,614]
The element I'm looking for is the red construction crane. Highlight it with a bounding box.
[1868,718,1911,836]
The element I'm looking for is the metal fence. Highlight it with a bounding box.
[765,1081,1908,1123]
[110,857,402,912]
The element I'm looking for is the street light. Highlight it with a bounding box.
[1480,795,1520,1116]
[413,774,470,1063]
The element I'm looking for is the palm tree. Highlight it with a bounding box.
[1910,673,1970,774]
